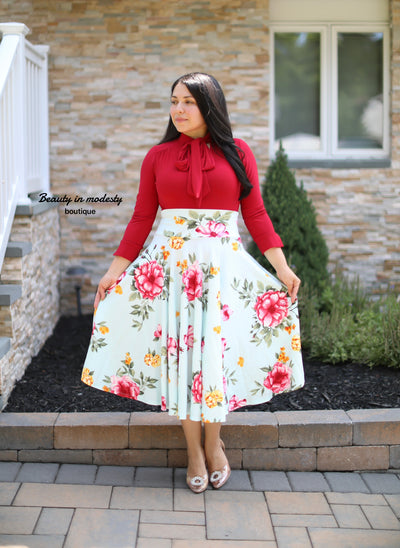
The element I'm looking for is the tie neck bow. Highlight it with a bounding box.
[175,133,215,200]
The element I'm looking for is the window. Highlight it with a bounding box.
[270,0,390,165]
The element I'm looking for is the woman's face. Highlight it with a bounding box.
[170,82,208,138]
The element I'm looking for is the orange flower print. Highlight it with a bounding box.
[238,356,244,367]
[99,325,109,335]
[232,241,239,251]
[81,368,94,386]
[285,324,296,334]
[213,325,221,334]
[103,385,111,392]
[160,246,170,260]
[205,390,224,409]
[291,335,301,351]
[174,216,185,225]
[209,267,219,276]
[144,353,153,367]
[176,259,188,272]
[124,352,132,365]
[115,285,123,295]
[151,354,161,368]
[278,347,290,364]
[169,236,185,250]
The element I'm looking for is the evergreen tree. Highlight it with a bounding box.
[248,143,329,291]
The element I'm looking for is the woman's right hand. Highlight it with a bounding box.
[93,256,131,310]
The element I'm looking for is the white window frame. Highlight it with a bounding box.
[270,24,390,163]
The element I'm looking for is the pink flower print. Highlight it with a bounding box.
[221,304,233,321]
[263,362,292,394]
[184,325,194,349]
[223,376,227,394]
[92,322,96,336]
[221,337,227,359]
[254,290,289,328]
[228,395,247,411]
[134,261,164,300]
[167,336,178,357]
[182,261,203,302]
[161,396,167,411]
[201,338,205,353]
[154,324,162,339]
[195,220,230,238]
[110,375,140,399]
[191,372,203,403]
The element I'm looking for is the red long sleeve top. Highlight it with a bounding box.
[114,133,283,262]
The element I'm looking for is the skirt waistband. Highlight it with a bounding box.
[157,209,240,239]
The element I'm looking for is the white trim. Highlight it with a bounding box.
[270,0,389,24]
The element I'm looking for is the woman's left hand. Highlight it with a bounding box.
[275,265,301,304]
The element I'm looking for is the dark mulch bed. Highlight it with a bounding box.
[4,314,400,413]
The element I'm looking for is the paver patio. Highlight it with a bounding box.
[0,463,399,547]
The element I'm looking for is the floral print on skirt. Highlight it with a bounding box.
[81,208,304,422]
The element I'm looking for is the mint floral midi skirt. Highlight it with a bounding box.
[81,209,304,422]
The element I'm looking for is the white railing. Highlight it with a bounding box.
[0,23,49,271]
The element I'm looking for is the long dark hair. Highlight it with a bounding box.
[159,72,253,199]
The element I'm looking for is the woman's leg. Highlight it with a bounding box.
[181,417,208,491]
[204,422,231,488]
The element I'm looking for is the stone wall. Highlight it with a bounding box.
[0,0,399,315]
[0,206,60,409]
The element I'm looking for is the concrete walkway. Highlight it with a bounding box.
[1,463,400,547]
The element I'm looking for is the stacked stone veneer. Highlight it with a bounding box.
[0,1,399,315]
[0,205,60,409]
[0,410,399,471]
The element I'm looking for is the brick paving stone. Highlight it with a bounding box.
[64,508,139,548]
[139,523,206,540]
[35,508,74,535]
[250,471,291,492]
[0,413,57,450]
[266,492,331,514]
[137,539,172,548]
[13,483,112,508]
[0,451,17,462]
[347,408,400,445]
[134,466,173,487]
[56,463,97,484]
[206,491,274,540]
[330,504,371,528]
[141,509,205,525]
[390,445,400,468]
[361,504,400,529]
[272,513,336,528]
[324,472,370,493]
[111,486,173,510]
[173,542,277,547]
[0,506,41,534]
[174,486,205,512]
[18,449,93,464]
[326,492,386,505]
[0,534,64,547]
[0,461,21,481]
[385,494,400,518]
[0,482,19,505]
[274,526,312,548]
[174,467,191,490]
[361,472,400,494]
[95,465,135,486]
[16,462,59,484]
[217,469,252,491]
[287,472,330,492]
[309,527,400,548]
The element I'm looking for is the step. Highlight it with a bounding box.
[0,284,22,305]
[0,337,11,360]
[5,241,32,258]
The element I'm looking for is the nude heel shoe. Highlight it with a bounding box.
[186,472,209,494]
[209,440,231,489]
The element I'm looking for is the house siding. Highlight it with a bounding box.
[0,0,398,315]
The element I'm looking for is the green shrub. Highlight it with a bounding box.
[248,143,329,291]
[299,272,400,369]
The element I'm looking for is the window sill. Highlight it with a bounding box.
[287,158,391,169]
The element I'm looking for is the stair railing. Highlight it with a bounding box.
[0,22,49,272]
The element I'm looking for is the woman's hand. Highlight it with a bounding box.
[263,247,301,304]
[275,264,301,304]
[94,256,131,310]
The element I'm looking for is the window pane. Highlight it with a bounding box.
[338,32,383,149]
[274,32,321,151]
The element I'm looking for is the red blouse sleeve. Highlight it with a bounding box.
[237,139,283,253]
[113,148,159,262]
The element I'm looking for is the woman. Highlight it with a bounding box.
[82,72,304,493]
